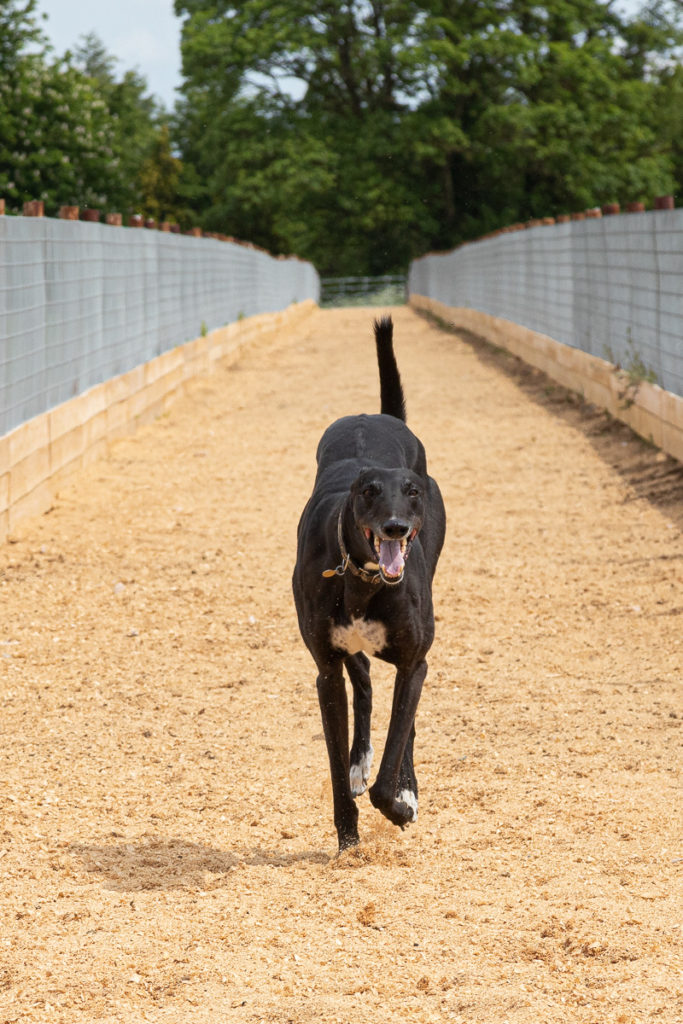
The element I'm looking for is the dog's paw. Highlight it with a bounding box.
[368,783,417,828]
[349,744,374,798]
[337,831,361,854]
[397,788,418,822]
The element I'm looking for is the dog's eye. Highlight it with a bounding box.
[407,485,421,498]
[363,485,378,499]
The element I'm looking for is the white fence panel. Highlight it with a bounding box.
[0,217,319,436]
[409,210,683,397]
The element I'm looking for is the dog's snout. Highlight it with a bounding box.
[383,519,410,539]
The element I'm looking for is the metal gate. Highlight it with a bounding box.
[320,275,407,307]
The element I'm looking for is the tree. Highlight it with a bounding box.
[173,1,449,271]
[0,0,49,203]
[414,0,680,234]
[0,5,123,212]
[656,62,683,201]
[0,10,178,218]
[170,1,683,271]
[71,32,170,216]
[137,123,186,223]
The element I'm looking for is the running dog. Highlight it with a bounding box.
[292,316,446,850]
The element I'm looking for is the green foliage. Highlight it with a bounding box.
[172,0,455,271]
[0,53,121,211]
[0,3,175,218]
[2,0,682,273]
[173,0,682,273]
[0,0,46,69]
[137,124,186,224]
[70,31,177,218]
[655,62,683,201]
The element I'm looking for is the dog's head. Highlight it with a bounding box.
[350,467,424,584]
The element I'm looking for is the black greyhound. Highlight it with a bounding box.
[292,316,446,850]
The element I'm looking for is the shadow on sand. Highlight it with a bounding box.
[69,835,330,891]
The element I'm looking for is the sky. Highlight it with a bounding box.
[35,0,649,113]
[36,0,183,110]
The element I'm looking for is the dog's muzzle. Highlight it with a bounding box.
[322,511,418,586]
[364,525,418,585]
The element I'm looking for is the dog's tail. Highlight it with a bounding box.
[374,315,406,422]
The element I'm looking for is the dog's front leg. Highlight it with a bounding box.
[369,658,427,828]
[396,723,418,821]
[346,653,374,797]
[316,662,360,850]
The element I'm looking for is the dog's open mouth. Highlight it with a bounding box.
[364,528,417,583]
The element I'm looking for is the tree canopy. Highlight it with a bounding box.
[0,1,178,220]
[2,0,682,273]
[172,0,682,272]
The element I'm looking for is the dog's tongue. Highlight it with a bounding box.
[379,539,404,578]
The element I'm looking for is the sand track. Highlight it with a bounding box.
[1,305,681,1023]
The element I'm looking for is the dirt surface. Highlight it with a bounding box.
[1,305,682,1024]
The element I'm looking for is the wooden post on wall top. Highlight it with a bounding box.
[0,199,5,215]
[23,199,44,216]
[654,195,674,210]
[59,205,79,220]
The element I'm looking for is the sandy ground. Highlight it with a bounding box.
[1,305,682,1024]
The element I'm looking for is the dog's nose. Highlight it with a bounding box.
[382,519,410,539]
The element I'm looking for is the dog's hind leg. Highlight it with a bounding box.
[345,653,374,797]
[316,662,360,850]
[396,723,418,822]
[369,659,427,828]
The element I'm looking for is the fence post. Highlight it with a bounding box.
[23,200,44,217]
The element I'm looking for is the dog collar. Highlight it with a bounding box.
[322,509,383,584]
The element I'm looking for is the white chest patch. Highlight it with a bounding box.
[330,617,388,656]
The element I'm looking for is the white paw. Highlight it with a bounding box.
[397,789,418,822]
[349,744,374,797]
